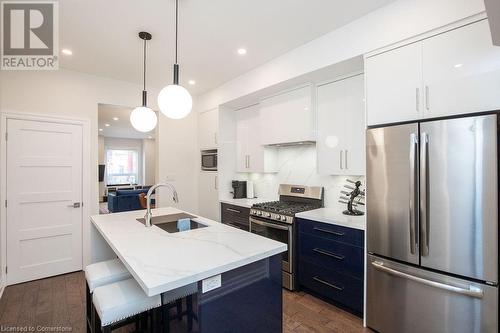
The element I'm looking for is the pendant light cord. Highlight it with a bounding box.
[175,0,178,64]
[143,38,147,91]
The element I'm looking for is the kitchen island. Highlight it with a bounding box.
[91,207,287,333]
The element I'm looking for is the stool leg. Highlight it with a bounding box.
[162,304,170,333]
[186,296,193,331]
[102,327,111,333]
[86,283,92,333]
[93,307,101,333]
[152,308,162,333]
[176,299,183,321]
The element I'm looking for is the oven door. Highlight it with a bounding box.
[250,217,292,273]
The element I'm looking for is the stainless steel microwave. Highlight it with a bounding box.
[201,150,217,171]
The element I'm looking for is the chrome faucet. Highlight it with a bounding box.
[144,183,179,227]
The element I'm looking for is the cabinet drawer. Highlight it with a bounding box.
[299,260,363,314]
[221,203,250,231]
[298,218,364,247]
[299,232,364,278]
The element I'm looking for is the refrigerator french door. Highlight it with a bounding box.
[366,114,499,333]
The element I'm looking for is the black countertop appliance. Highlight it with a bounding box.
[231,181,247,199]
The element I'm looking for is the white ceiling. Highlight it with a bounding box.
[98,104,157,139]
[59,0,395,96]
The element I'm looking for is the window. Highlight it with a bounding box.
[106,149,139,185]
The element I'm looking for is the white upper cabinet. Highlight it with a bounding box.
[236,104,277,173]
[366,19,500,126]
[259,85,315,145]
[317,74,365,176]
[366,42,423,126]
[422,20,500,118]
[198,108,219,150]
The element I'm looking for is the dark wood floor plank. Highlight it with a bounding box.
[0,282,27,326]
[16,279,40,327]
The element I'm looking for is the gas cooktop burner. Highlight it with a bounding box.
[250,184,324,224]
[252,201,322,215]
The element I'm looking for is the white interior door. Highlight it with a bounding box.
[6,118,83,285]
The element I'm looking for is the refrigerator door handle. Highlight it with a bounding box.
[420,132,430,256]
[409,133,418,255]
[372,261,484,299]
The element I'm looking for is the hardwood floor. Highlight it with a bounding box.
[0,271,370,333]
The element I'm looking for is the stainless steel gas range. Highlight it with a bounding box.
[249,184,324,290]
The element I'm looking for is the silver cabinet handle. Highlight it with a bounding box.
[425,85,430,111]
[313,248,345,261]
[409,133,418,255]
[372,261,483,298]
[345,150,348,169]
[313,227,344,236]
[250,217,289,230]
[226,208,241,214]
[420,132,429,256]
[68,202,81,208]
[416,88,420,112]
[313,276,343,291]
[214,175,218,190]
[339,150,343,170]
[226,222,243,230]
[247,155,250,169]
[214,132,218,145]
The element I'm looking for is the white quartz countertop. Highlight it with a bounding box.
[219,197,276,208]
[91,207,287,296]
[296,208,366,231]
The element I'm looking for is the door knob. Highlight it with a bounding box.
[68,202,81,208]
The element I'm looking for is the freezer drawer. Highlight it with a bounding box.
[367,254,498,333]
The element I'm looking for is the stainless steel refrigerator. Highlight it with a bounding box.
[366,114,499,333]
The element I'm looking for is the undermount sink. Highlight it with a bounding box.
[136,213,207,233]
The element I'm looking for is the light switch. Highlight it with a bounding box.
[202,274,221,293]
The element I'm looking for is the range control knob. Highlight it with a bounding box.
[266,213,271,218]
[257,211,262,216]
[281,215,287,222]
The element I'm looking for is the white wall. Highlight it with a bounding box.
[156,110,199,214]
[142,138,157,185]
[197,0,485,110]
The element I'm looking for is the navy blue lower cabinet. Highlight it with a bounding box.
[297,218,364,316]
[196,254,282,333]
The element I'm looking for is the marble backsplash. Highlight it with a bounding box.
[237,145,365,212]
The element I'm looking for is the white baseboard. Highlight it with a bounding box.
[0,279,6,299]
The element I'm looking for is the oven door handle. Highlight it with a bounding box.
[250,217,290,230]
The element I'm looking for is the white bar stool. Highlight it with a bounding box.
[85,258,131,332]
[92,278,162,333]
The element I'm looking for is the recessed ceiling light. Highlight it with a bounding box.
[105,123,110,127]
[454,63,463,68]
[99,128,103,132]
[188,80,196,85]
[112,117,119,121]
[62,49,73,55]
[237,48,247,55]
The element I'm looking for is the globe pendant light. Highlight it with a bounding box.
[157,0,193,119]
[130,31,158,132]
